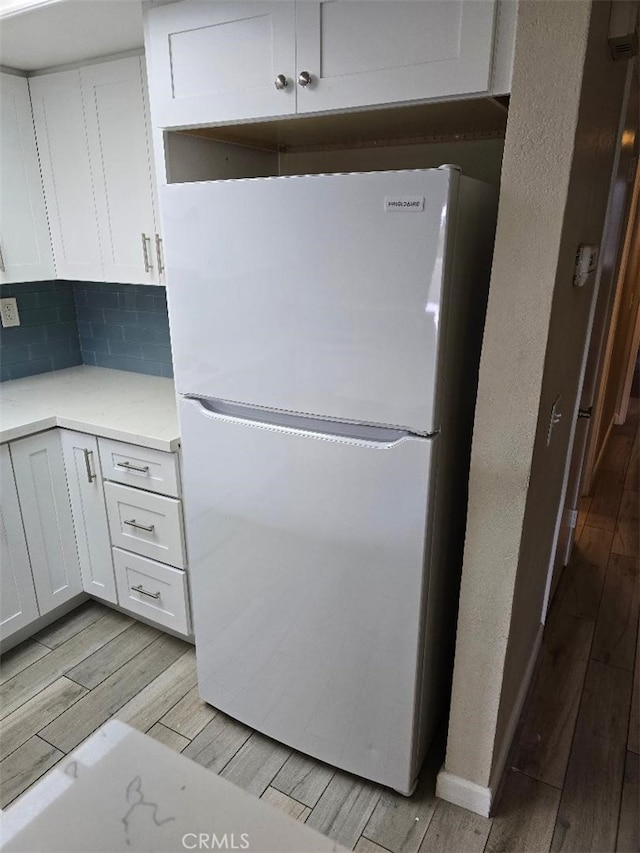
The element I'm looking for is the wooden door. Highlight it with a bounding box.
[543,65,639,617]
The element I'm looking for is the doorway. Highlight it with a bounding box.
[543,64,639,618]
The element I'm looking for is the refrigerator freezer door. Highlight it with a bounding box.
[163,169,454,434]
[179,396,435,793]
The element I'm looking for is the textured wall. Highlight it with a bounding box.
[74,283,173,378]
[442,0,629,792]
[0,281,81,381]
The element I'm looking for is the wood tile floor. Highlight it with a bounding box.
[1,400,637,852]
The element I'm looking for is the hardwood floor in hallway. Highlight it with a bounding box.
[1,401,637,852]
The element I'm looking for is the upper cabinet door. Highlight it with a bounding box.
[30,70,103,281]
[81,58,160,285]
[145,1,296,128]
[0,73,54,284]
[295,1,497,115]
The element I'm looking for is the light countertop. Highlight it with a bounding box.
[0,366,180,451]
[0,720,345,853]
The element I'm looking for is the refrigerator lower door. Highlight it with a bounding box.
[179,396,435,794]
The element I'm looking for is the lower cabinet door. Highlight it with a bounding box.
[0,444,39,640]
[113,548,190,635]
[10,430,83,615]
[61,430,117,605]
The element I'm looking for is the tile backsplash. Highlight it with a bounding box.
[74,283,173,378]
[0,281,81,382]
[0,281,173,382]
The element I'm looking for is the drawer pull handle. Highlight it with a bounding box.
[124,519,155,532]
[117,461,150,473]
[83,448,96,483]
[132,584,161,600]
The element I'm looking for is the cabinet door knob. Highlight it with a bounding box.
[0,243,5,272]
[298,71,312,87]
[274,74,288,90]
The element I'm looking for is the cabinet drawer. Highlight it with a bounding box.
[104,482,185,569]
[99,438,180,497]
[113,548,190,635]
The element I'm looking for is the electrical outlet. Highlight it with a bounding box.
[0,297,20,328]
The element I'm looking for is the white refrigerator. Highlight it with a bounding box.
[161,167,496,795]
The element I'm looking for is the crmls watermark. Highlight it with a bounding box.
[182,833,250,850]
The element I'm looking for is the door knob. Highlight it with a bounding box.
[274,74,288,90]
[298,71,312,87]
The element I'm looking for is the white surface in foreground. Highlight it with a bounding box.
[0,719,345,853]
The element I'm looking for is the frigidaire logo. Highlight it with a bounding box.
[182,833,250,849]
[384,196,425,212]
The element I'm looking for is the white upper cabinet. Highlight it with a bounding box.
[0,73,54,284]
[30,58,163,285]
[144,0,502,128]
[30,70,103,281]
[145,1,296,128]
[295,1,497,115]
[81,58,160,284]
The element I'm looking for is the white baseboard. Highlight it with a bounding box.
[435,770,492,816]
[436,622,544,817]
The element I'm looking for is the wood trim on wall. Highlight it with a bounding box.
[583,152,640,492]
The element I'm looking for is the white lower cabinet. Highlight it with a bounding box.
[101,437,191,636]
[0,445,39,641]
[0,428,190,643]
[113,548,189,635]
[10,431,83,615]
[61,431,117,605]
[98,437,180,497]
[104,481,186,569]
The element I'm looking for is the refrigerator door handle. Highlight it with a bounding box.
[183,396,422,448]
